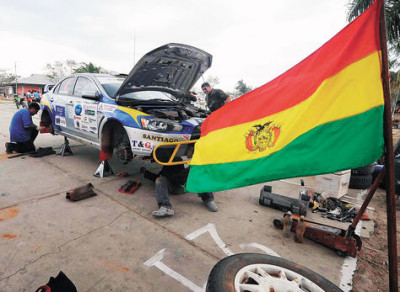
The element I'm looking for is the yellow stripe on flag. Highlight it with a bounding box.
[192,51,383,165]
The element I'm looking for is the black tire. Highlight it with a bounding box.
[206,253,342,292]
[351,164,374,175]
[349,174,373,189]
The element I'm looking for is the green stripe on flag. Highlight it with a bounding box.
[186,106,384,193]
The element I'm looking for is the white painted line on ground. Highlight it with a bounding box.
[185,223,234,256]
[144,248,203,292]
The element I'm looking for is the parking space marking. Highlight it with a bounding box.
[185,223,234,256]
[144,248,203,292]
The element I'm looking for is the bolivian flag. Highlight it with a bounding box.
[187,0,385,193]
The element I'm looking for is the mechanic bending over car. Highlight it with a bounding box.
[140,148,219,217]
[5,103,43,154]
[201,82,231,112]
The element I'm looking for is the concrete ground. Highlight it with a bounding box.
[0,101,374,291]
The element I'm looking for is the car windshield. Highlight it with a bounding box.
[119,91,175,102]
[97,76,125,97]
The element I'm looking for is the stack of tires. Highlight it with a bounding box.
[349,164,374,189]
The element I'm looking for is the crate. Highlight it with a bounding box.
[302,170,351,199]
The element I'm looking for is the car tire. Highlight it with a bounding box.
[206,253,342,292]
[351,164,374,175]
[349,174,373,189]
[112,126,133,163]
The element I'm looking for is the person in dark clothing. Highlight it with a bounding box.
[141,150,218,217]
[5,103,42,154]
[201,82,231,112]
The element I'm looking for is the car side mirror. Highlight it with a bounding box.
[82,90,100,100]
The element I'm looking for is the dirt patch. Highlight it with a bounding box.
[351,188,400,292]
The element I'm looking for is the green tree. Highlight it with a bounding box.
[74,62,102,73]
[235,79,252,96]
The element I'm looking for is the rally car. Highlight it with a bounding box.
[40,43,212,163]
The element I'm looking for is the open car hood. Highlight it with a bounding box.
[115,43,212,99]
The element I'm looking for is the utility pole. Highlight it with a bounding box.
[14,62,17,96]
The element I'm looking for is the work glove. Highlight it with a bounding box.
[36,126,43,131]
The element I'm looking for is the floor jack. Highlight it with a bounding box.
[273,170,384,258]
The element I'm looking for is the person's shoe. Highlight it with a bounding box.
[203,200,219,212]
[5,143,13,154]
[152,206,174,217]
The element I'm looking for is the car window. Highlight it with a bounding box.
[53,83,61,94]
[97,76,125,97]
[58,77,76,95]
[74,77,97,97]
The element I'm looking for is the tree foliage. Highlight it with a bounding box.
[45,60,78,83]
[0,69,18,86]
[205,75,220,87]
[45,60,106,82]
[74,62,102,73]
[235,79,252,96]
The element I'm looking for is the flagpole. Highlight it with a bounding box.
[379,0,398,291]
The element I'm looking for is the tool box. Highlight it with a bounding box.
[259,185,310,216]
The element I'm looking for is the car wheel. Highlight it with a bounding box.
[112,127,133,164]
[351,164,374,175]
[349,174,373,189]
[206,253,341,292]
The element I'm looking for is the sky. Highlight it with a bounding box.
[0,0,350,92]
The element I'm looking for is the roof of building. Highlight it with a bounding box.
[17,74,53,85]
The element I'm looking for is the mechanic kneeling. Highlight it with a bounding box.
[5,103,42,154]
[141,149,219,217]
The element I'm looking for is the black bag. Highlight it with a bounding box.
[35,271,77,292]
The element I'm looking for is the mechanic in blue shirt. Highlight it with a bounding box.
[5,103,42,154]
[33,90,40,102]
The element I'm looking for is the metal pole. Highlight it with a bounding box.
[14,62,17,96]
[379,1,398,291]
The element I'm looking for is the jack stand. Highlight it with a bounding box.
[93,160,114,178]
[58,137,73,156]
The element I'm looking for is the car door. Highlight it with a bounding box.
[69,76,100,142]
[51,77,76,134]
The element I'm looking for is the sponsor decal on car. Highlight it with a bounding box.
[85,109,96,116]
[98,103,117,112]
[142,134,179,142]
[55,106,65,117]
[75,104,83,116]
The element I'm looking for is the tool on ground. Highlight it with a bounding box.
[66,183,97,202]
[58,136,73,157]
[273,213,361,257]
[259,184,310,216]
[119,180,141,194]
[282,211,293,238]
[29,147,56,158]
[294,215,306,243]
[93,160,114,178]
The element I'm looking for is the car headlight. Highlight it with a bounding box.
[140,117,183,132]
